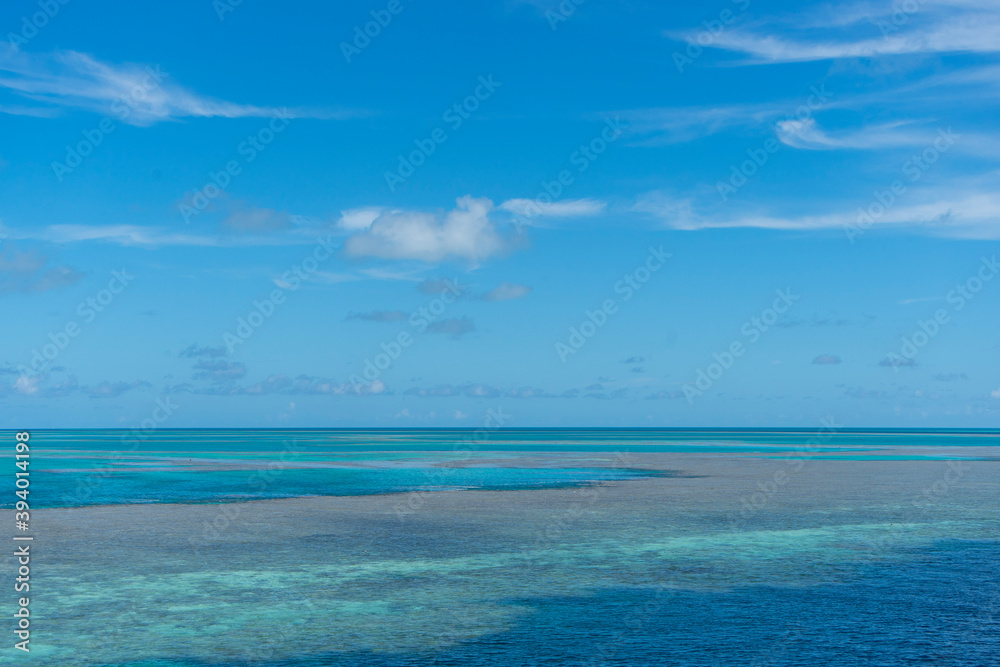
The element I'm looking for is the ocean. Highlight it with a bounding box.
[5,429,999,665]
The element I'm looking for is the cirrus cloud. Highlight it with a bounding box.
[0,49,356,125]
[499,197,606,219]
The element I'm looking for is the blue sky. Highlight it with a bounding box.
[1,0,998,428]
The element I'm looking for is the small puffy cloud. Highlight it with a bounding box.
[507,386,557,399]
[879,357,916,369]
[645,390,684,400]
[844,386,889,399]
[183,373,387,396]
[482,282,531,301]
[179,344,227,358]
[346,310,409,322]
[426,317,476,339]
[777,316,853,328]
[43,375,79,397]
[404,382,564,399]
[992,388,1000,399]
[406,383,500,399]
[343,196,507,263]
[241,375,293,394]
[292,375,384,395]
[812,354,842,365]
[349,378,388,395]
[86,380,151,398]
[585,388,629,400]
[258,375,387,396]
[14,375,41,395]
[192,359,247,382]
[8,372,150,399]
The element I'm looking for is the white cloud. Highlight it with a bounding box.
[634,189,1000,238]
[499,198,606,219]
[14,375,40,395]
[992,388,1000,399]
[10,224,222,246]
[338,207,385,231]
[678,2,1000,63]
[775,118,931,150]
[187,374,388,396]
[706,24,1000,63]
[343,196,508,263]
[4,223,325,248]
[0,49,353,125]
[632,192,697,229]
[364,379,386,395]
[621,77,994,149]
[621,102,798,145]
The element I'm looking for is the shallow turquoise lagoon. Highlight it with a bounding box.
[2,429,997,665]
[8,428,998,508]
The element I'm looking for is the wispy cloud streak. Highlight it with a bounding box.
[0,50,356,124]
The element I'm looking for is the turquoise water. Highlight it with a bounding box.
[3,429,998,665]
[11,429,690,508]
[33,466,666,509]
[9,428,999,509]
